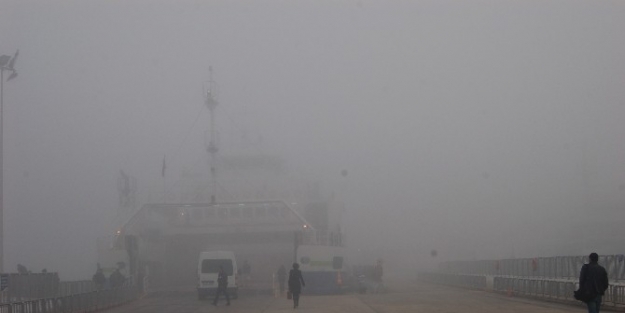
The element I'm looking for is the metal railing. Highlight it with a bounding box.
[439,254,625,282]
[300,230,343,247]
[493,277,625,306]
[1,277,97,304]
[57,281,97,297]
[493,277,576,301]
[418,272,487,290]
[420,272,625,307]
[0,284,139,313]
[0,273,61,303]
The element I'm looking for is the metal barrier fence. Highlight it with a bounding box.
[493,276,625,306]
[58,281,97,297]
[420,272,625,308]
[0,273,60,302]
[1,277,96,304]
[0,285,139,313]
[493,277,576,302]
[418,272,487,290]
[439,254,625,282]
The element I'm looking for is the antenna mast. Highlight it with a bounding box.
[205,66,219,204]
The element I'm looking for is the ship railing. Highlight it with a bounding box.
[300,230,343,247]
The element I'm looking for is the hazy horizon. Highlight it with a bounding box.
[1,0,624,280]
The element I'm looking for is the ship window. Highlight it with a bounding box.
[242,208,253,219]
[230,207,240,218]
[205,208,215,218]
[268,206,279,218]
[255,207,266,218]
[156,207,176,219]
[280,207,290,219]
[333,257,343,270]
[176,208,186,223]
[218,207,228,219]
[191,208,203,220]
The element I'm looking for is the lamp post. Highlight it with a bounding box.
[0,49,19,273]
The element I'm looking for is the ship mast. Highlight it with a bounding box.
[205,66,219,204]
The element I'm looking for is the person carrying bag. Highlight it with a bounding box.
[288,263,305,309]
[575,253,608,313]
[575,264,596,302]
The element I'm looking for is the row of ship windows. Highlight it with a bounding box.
[150,206,296,221]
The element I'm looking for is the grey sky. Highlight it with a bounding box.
[1,0,624,279]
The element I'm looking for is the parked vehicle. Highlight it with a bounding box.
[197,251,238,300]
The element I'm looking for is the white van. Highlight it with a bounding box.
[197,251,238,300]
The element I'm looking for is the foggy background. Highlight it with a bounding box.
[0,0,624,280]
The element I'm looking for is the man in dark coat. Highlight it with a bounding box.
[288,263,305,309]
[92,267,106,289]
[109,268,125,288]
[212,266,230,306]
[579,252,609,313]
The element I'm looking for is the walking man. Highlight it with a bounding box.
[579,252,609,313]
[109,268,125,288]
[288,263,305,309]
[212,265,231,306]
[92,266,106,289]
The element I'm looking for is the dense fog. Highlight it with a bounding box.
[0,1,623,280]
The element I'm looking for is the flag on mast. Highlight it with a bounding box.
[161,155,166,177]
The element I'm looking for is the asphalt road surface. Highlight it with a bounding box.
[104,281,588,313]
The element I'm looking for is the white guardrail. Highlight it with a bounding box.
[439,255,625,282]
[419,272,625,307]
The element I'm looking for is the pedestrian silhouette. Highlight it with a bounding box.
[92,266,106,289]
[578,253,609,313]
[109,268,125,288]
[212,265,230,306]
[288,263,305,309]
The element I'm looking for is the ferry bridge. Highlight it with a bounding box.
[111,200,335,288]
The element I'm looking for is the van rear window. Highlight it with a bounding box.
[202,259,233,275]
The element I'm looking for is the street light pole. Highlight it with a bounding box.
[0,50,18,273]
